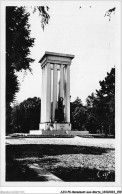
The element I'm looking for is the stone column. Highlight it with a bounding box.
[64,66,66,122]
[59,64,64,98]
[52,64,57,122]
[45,63,51,122]
[58,80,60,98]
[65,65,70,122]
[43,66,47,122]
[43,65,47,122]
[41,67,45,123]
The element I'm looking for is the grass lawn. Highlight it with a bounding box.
[6,138,115,182]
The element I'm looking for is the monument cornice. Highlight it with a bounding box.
[39,51,75,67]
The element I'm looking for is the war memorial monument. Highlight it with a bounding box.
[30,51,74,135]
[30,51,89,136]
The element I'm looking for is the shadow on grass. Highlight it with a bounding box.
[6,160,115,182]
[6,144,115,182]
[6,160,48,181]
[49,166,115,182]
[6,144,114,160]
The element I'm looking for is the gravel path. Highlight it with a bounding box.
[6,136,115,148]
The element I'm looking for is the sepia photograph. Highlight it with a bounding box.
[0,0,121,193]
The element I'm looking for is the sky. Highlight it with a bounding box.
[15,1,121,105]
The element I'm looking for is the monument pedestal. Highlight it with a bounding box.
[39,122,71,131]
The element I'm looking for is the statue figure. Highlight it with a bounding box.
[55,97,64,122]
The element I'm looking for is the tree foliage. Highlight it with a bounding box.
[86,67,115,136]
[70,68,115,136]
[104,7,116,21]
[6,6,50,133]
[6,6,35,105]
[70,97,87,130]
[9,97,41,134]
[33,6,50,30]
[6,6,50,106]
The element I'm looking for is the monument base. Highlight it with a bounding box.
[39,122,71,131]
[29,128,89,136]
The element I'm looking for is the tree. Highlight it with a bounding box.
[86,93,96,108]
[6,6,50,106]
[84,114,100,134]
[96,67,115,136]
[6,7,34,105]
[10,97,41,134]
[6,6,50,134]
[33,6,50,30]
[86,67,115,136]
[85,93,101,133]
[70,97,87,130]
